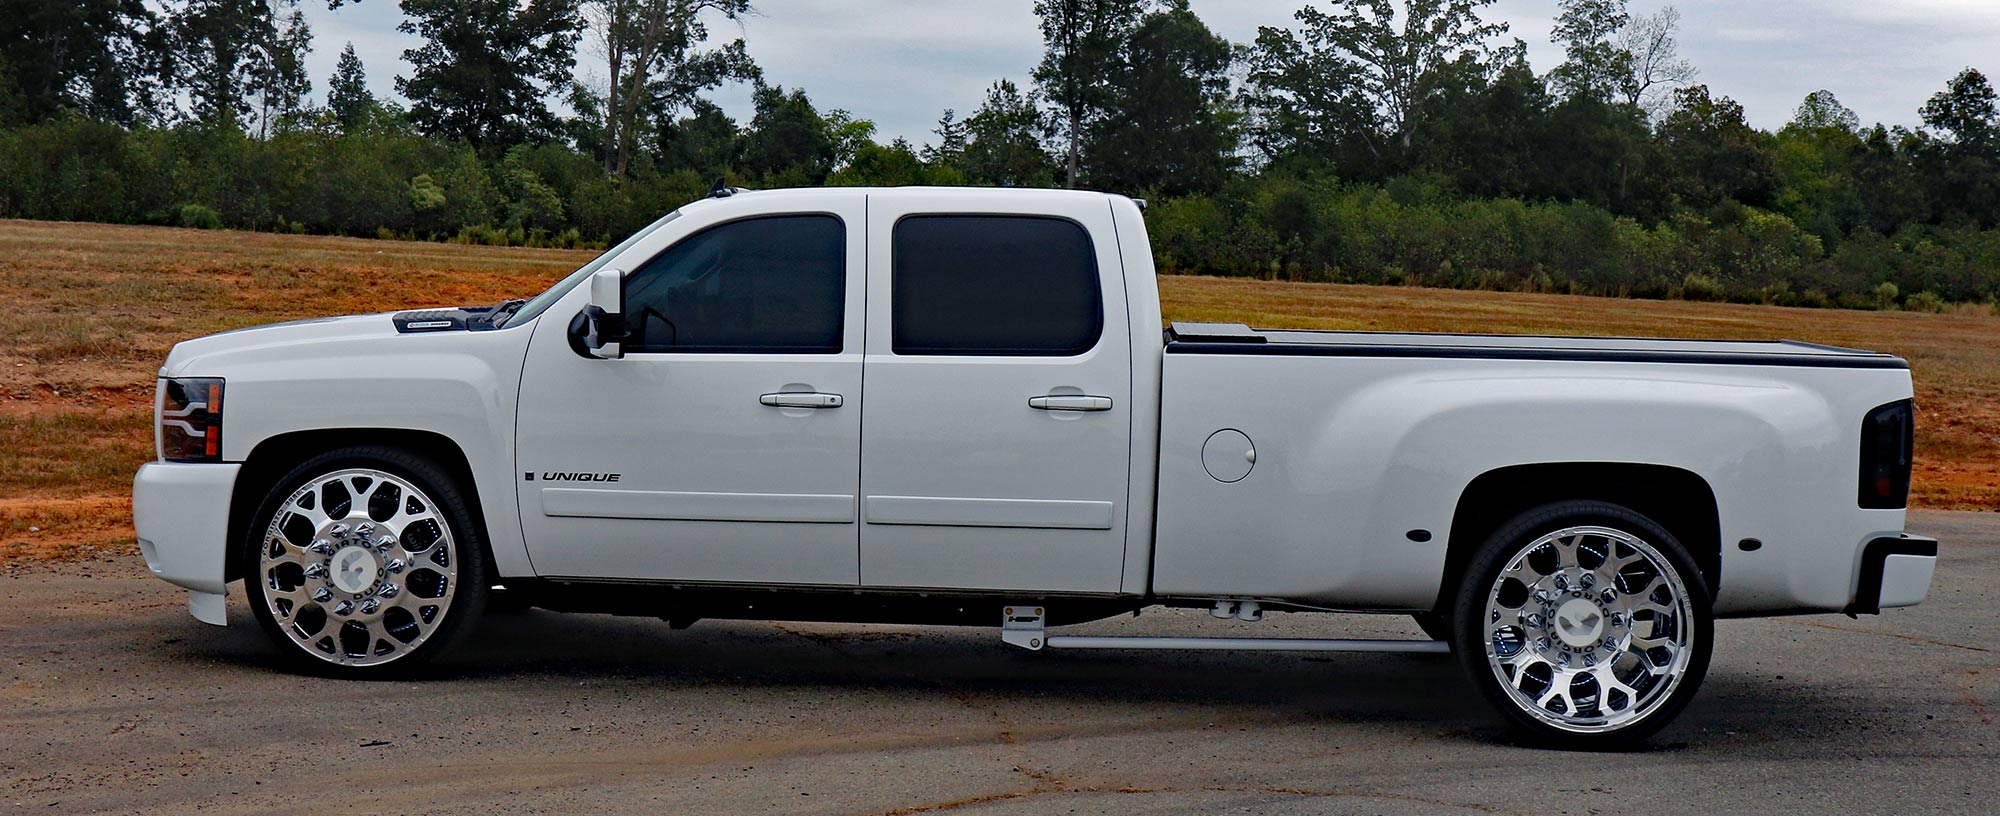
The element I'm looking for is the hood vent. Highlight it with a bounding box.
[392,304,514,334]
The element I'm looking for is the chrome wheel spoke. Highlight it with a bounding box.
[263,544,307,566]
[1535,683,1570,712]
[1632,632,1674,649]
[1593,666,1641,711]
[1555,535,1582,570]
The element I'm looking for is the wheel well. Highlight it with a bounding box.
[1438,463,1721,611]
[225,429,490,583]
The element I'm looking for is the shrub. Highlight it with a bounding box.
[1679,273,1728,302]
[1905,290,1948,313]
[176,204,222,230]
[452,224,510,246]
[1874,281,1901,311]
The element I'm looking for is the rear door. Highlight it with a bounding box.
[858,192,1133,592]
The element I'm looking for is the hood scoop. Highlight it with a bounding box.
[393,305,507,334]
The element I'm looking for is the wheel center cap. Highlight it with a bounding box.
[330,546,379,594]
[1553,598,1605,648]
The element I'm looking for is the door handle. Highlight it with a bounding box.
[1028,395,1112,412]
[761,392,843,409]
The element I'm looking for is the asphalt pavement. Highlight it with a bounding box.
[3,510,1995,815]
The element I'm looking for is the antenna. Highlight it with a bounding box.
[707,177,736,199]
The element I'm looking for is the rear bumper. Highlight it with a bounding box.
[133,462,240,625]
[1844,533,1939,615]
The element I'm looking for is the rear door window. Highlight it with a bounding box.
[891,215,1102,356]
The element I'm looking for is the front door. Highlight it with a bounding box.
[515,192,867,584]
[858,192,1134,592]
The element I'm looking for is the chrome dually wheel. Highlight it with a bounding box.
[260,468,458,665]
[245,448,488,675]
[1452,502,1713,748]
[1483,525,1693,732]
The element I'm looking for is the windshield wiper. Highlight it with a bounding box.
[485,298,529,328]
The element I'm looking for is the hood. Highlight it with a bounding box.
[160,312,400,377]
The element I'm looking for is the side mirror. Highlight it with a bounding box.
[567,268,625,359]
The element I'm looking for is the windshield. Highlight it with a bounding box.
[497,210,683,328]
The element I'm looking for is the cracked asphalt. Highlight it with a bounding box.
[4,509,1996,815]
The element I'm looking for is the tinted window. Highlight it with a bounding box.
[892,216,1102,356]
[623,215,844,353]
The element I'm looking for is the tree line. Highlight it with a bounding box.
[5,0,2000,311]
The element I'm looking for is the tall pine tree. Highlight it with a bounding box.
[326,42,375,130]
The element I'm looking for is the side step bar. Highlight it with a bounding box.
[1001,606,1450,655]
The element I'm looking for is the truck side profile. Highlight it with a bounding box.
[133,187,1937,747]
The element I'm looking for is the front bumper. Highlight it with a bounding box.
[133,461,241,625]
[1844,533,1939,616]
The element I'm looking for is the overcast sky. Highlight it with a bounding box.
[300,0,2000,145]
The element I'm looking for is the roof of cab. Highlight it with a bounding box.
[689,185,1129,206]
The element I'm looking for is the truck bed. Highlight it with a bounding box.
[1163,323,1908,369]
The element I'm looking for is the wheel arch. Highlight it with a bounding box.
[226,428,492,584]
[1438,462,1721,614]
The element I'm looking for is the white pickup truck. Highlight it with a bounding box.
[134,186,1936,747]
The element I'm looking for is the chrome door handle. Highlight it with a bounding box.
[760,392,843,409]
[1028,395,1112,412]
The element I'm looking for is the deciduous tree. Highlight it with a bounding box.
[1653,84,1775,208]
[1792,89,1860,135]
[962,79,1056,187]
[1920,68,1999,155]
[1548,0,1630,104]
[173,0,277,128]
[1617,5,1695,114]
[1249,0,1507,168]
[738,83,835,185]
[253,0,312,137]
[397,0,584,150]
[1087,0,1237,195]
[0,0,164,126]
[1032,0,1147,187]
[585,0,755,177]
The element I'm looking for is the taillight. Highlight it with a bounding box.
[1858,399,1913,509]
[161,378,225,463]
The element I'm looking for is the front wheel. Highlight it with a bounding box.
[243,447,489,676]
[1450,501,1713,749]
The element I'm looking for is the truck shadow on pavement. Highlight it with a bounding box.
[178,600,1910,754]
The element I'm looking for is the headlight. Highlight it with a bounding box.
[160,378,225,462]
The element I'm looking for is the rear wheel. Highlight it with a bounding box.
[243,447,489,676]
[1450,500,1712,749]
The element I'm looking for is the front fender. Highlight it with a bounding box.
[179,326,536,580]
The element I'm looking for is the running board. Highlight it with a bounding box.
[1000,606,1449,654]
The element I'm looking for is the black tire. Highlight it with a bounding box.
[1449,500,1713,749]
[242,446,490,678]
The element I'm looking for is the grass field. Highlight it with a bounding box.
[2,218,1994,561]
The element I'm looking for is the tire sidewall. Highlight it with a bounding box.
[1450,500,1715,749]
[242,446,490,678]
